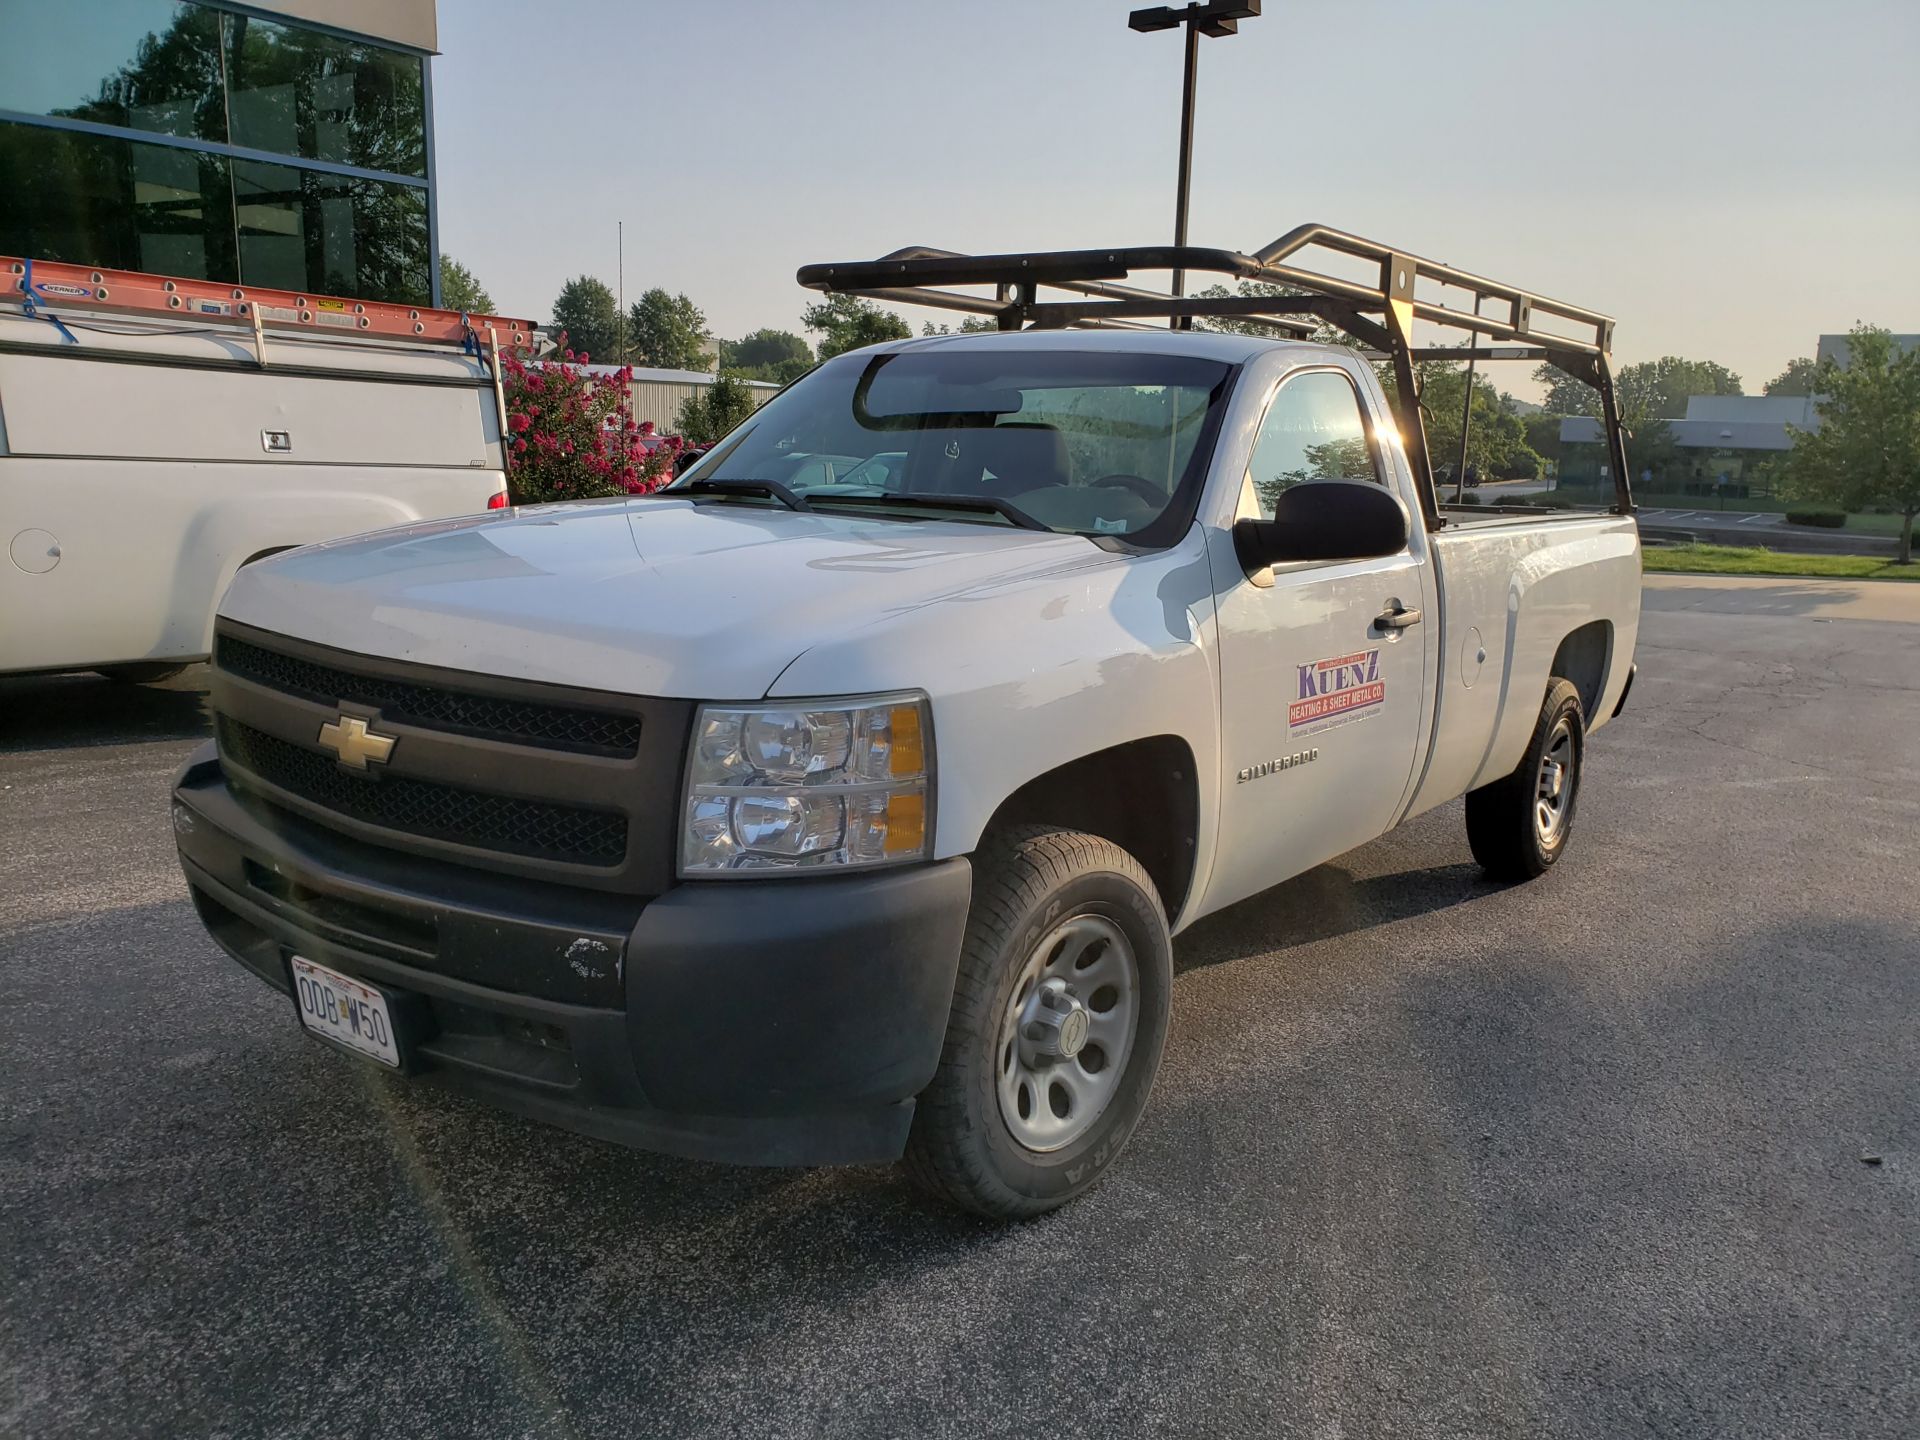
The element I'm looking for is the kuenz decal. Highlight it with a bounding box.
[1290,648,1385,734]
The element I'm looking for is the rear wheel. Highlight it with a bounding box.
[1465,677,1585,880]
[903,826,1171,1218]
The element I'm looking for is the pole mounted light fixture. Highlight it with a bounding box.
[1126,2,1261,320]
[1129,1,1260,36]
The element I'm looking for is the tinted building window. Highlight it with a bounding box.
[0,1,433,305]
[0,120,237,282]
[224,13,427,176]
[234,160,428,303]
[0,0,227,142]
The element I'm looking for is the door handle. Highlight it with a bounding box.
[1375,603,1422,631]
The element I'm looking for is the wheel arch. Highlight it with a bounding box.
[1550,619,1613,726]
[976,735,1201,922]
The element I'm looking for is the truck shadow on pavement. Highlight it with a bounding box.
[1173,852,1502,977]
[0,668,212,751]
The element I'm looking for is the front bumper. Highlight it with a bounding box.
[171,744,971,1166]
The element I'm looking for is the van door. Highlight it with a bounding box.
[1203,365,1435,914]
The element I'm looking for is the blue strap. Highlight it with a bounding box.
[458,311,481,358]
[20,259,80,345]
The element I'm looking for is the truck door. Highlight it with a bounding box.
[1204,365,1436,914]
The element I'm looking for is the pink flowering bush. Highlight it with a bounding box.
[501,338,680,504]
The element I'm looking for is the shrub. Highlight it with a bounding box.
[1784,504,1846,529]
[674,374,757,446]
[500,340,678,504]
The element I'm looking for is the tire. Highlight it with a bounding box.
[903,826,1172,1219]
[1465,677,1585,881]
[96,663,190,685]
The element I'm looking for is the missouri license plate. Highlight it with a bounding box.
[290,956,401,1068]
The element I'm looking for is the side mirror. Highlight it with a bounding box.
[1232,479,1410,578]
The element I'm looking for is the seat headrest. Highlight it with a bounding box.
[969,423,1071,495]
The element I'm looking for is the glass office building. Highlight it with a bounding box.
[0,0,440,306]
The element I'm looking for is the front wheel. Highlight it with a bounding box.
[902,826,1172,1218]
[1465,677,1586,880]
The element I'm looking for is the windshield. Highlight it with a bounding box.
[670,348,1236,545]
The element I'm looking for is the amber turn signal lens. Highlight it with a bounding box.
[883,791,926,855]
[888,703,925,778]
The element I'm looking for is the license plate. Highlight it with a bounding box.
[290,956,401,1068]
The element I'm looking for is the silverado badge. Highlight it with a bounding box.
[317,714,397,771]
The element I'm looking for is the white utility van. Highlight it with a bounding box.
[1,257,527,681]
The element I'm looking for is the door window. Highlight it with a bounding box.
[1243,369,1381,519]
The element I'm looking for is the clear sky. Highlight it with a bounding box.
[433,0,1919,393]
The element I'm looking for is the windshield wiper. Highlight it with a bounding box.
[807,491,1048,531]
[671,477,812,512]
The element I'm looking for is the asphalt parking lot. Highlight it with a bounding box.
[3,575,1917,1439]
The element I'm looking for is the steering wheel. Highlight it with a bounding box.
[1089,473,1164,504]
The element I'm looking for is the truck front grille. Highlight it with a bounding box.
[217,633,641,757]
[215,716,629,867]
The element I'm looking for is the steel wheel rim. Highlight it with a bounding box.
[996,914,1139,1153]
[1534,718,1576,847]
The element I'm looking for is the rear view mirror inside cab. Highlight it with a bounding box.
[1232,479,1411,580]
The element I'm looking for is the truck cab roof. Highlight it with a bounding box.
[856,327,1343,367]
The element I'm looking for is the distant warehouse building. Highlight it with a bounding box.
[0,1,446,307]
[1560,334,1917,493]
[578,365,781,434]
[1816,333,1920,368]
[1560,394,1818,493]
[1561,393,1818,455]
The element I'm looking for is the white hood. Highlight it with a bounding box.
[218,495,1120,698]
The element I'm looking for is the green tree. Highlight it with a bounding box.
[1534,356,1743,420]
[1766,356,1821,396]
[1189,280,1338,340]
[1523,412,1564,470]
[723,328,815,384]
[1407,364,1542,483]
[920,318,1000,336]
[728,328,811,372]
[801,295,911,359]
[628,288,708,370]
[438,254,493,315]
[1534,365,1601,418]
[1783,326,1920,563]
[549,276,626,363]
[674,375,757,446]
[751,356,815,385]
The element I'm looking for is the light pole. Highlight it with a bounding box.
[1127,1,1260,317]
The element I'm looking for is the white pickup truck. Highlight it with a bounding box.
[1,257,526,681]
[170,229,1641,1216]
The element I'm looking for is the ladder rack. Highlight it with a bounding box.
[3,255,534,351]
[798,222,1635,521]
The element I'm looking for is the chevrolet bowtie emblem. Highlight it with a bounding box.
[317,714,397,770]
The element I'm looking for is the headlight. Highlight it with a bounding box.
[680,694,932,875]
